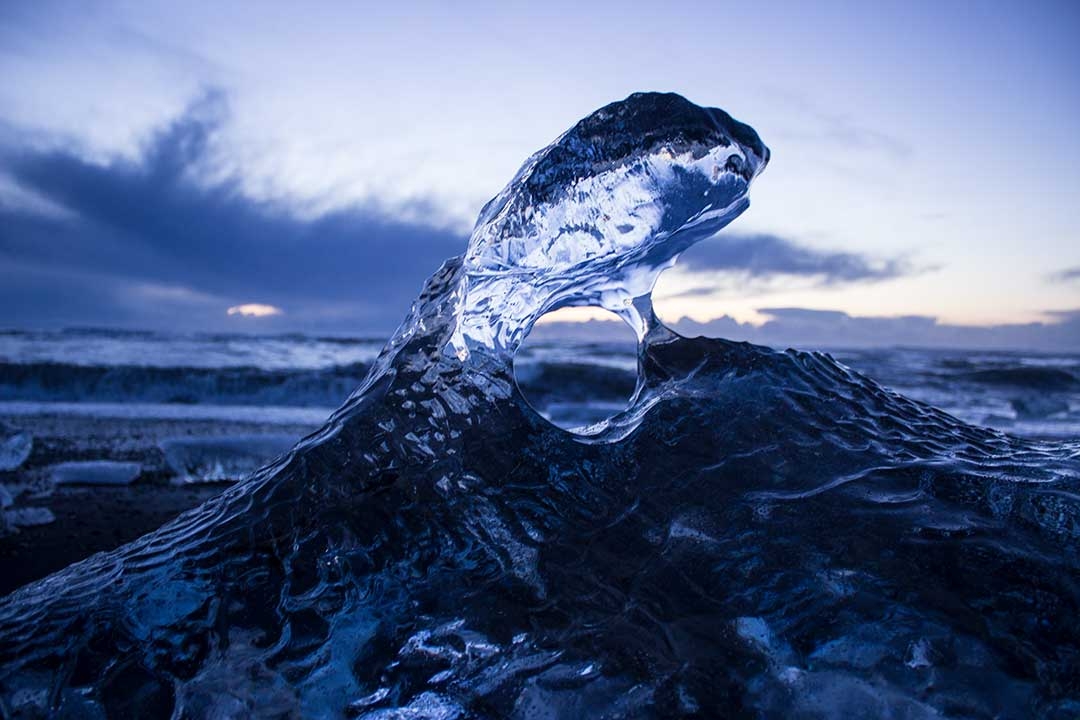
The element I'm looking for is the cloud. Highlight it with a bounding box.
[1050,266,1080,282]
[0,90,920,335]
[0,91,467,333]
[531,307,1080,351]
[0,91,914,335]
[675,307,1080,352]
[672,232,912,286]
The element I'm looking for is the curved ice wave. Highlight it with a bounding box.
[1,93,1079,719]
[454,92,768,354]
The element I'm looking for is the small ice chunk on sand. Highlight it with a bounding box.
[735,616,773,652]
[905,638,935,669]
[5,507,55,528]
[0,485,12,509]
[159,434,296,484]
[51,460,141,486]
[0,421,33,472]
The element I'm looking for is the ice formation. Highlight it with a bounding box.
[452,94,766,355]
[50,460,142,487]
[1,93,1078,719]
[160,435,298,484]
[0,422,31,473]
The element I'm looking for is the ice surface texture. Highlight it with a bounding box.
[1,93,1079,719]
[454,93,767,354]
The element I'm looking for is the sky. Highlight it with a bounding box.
[0,0,1078,348]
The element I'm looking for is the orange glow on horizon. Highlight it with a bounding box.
[226,303,283,318]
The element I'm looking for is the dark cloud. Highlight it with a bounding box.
[675,232,911,285]
[0,91,467,333]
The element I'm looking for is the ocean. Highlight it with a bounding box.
[2,328,1077,440]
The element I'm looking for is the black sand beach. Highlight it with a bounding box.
[0,414,318,595]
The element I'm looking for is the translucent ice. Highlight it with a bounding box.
[0,421,32,472]
[0,93,1078,719]
[3,507,55,530]
[50,460,141,486]
[453,92,767,355]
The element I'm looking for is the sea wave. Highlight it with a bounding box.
[0,361,370,407]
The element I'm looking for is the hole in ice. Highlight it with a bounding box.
[513,307,639,433]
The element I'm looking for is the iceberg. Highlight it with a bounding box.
[0,93,1078,718]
